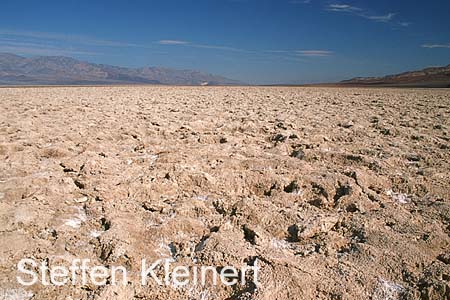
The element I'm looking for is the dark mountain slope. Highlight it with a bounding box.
[0,53,242,86]
[341,64,450,88]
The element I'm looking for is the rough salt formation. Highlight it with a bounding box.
[0,86,449,299]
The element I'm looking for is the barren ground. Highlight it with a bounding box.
[0,86,449,300]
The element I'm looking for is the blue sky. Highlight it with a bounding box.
[0,0,449,84]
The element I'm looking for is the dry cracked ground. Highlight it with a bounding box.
[0,86,449,300]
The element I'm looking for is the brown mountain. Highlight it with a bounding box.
[340,64,450,88]
[0,53,242,86]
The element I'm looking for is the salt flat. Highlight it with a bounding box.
[0,86,449,299]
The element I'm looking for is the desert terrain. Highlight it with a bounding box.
[0,86,449,300]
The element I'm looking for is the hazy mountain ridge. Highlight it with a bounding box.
[341,64,450,88]
[0,53,242,86]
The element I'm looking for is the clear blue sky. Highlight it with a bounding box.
[0,0,449,84]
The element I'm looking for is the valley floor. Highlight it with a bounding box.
[0,86,449,299]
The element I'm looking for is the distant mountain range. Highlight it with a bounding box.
[0,53,242,86]
[340,64,450,88]
[1,53,449,87]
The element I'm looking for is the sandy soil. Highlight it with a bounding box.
[0,86,449,300]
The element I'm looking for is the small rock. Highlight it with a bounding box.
[287,224,299,242]
[334,183,352,202]
[290,149,305,160]
[346,203,359,213]
[142,202,165,213]
[242,225,258,245]
[284,181,301,194]
[264,183,278,196]
[219,137,228,144]
[74,196,89,203]
[295,244,320,257]
[380,128,391,135]
[272,133,287,143]
[338,121,354,128]
[73,179,85,189]
[437,253,450,264]
[406,154,421,162]
[370,116,379,124]
[60,162,76,173]
[299,215,339,239]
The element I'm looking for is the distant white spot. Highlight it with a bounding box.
[0,288,34,300]
[74,196,88,203]
[90,230,102,238]
[127,153,158,166]
[386,190,411,204]
[201,171,215,183]
[0,192,4,200]
[75,206,87,222]
[373,278,405,300]
[270,238,292,250]
[188,286,210,300]
[64,206,87,229]
[292,189,303,196]
[148,154,158,165]
[156,241,176,259]
[64,218,82,228]
[145,212,177,228]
